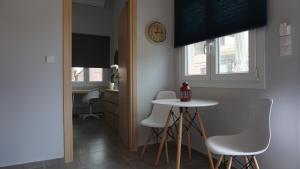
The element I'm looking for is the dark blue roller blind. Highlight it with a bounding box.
[72,33,110,68]
[175,0,267,48]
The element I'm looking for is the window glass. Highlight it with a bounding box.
[72,67,84,82]
[186,41,207,75]
[89,68,103,82]
[216,31,249,74]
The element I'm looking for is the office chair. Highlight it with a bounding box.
[79,88,103,120]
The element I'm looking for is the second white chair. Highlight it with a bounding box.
[140,91,176,163]
[206,98,273,169]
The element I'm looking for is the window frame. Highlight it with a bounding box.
[72,67,105,88]
[179,28,266,89]
[183,41,211,81]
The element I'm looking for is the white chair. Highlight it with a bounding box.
[140,91,177,162]
[79,88,103,120]
[206,98,273,169]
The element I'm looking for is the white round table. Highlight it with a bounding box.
[152,99,218,108]
[152,99,218,169]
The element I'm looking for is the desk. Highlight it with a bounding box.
[153,99,218,169]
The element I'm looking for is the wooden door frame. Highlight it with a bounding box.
[63,0,137,163]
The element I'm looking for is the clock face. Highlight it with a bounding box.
[147,22,166,43]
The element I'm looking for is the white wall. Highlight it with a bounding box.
[136,0,175,145]
[0,0,64,167]
[136,0,300,169]
[112,0,127,64]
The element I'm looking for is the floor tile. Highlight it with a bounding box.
[45,117,212,169]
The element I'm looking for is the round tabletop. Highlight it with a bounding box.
[152,99,218,108]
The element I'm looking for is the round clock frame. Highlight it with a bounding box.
[146,21,167,44]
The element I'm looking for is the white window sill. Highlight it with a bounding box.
[183,79,266,89]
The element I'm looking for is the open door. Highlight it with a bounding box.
[118,1,137,151]
[63,0,137,162]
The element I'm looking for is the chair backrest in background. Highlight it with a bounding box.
[82,88,100,103]
[148,91,177,126]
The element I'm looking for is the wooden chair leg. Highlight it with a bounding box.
[140,128,154,158]
[215,155,223,169]
[253,156,260,169]
[226,157,232,169]
[175,112,184,169]
[164,141,169,163]
[244,156,250,169]
[155,111,173,166]
[185,111,192,160]
[196,112,214,169]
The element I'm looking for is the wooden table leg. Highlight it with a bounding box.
[155,111,173,166]
[196,112,215,169]
[185,110,192,160]
[164,141,169,163]
[176,111,184,169]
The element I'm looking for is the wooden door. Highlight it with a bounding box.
[118,3,130,148]
[118,0,137,151]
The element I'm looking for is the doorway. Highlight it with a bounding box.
[63,0,137,163]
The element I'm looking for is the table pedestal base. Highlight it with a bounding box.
[155,108,215,169]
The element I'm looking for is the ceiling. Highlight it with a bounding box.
[73,0,107,8]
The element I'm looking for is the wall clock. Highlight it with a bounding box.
[146,21,167,43]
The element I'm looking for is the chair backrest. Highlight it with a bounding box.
[82,89,100,103]
[148,91,177,125]
[247,98,273,151]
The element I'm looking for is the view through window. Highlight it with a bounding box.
[217,31,249,74]
[185,31,249,76]
[72,67,103,82]
[186,41,207,75]
[72,67,84,82]
[89,68,103,82]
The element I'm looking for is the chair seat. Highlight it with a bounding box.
[206,132,268,156]
[141,118,172,128]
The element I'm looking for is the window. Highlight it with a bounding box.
[216,32,249,74]
[186,41,207,75]
[89,68,103,82]
[72,67,103,84]
[180,29,266,89]
[72,67,84,82]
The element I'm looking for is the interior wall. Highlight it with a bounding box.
[0,0,64,167]
[173,0,300,169]
[136,0,300,169]
[297,2,300,166]
[72,3,113,88]
[136,0,175,145]
[112,0,127,65]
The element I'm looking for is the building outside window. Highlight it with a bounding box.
[72,67,103,84]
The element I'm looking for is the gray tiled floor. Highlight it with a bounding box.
[5,117,212,169]
[60,117,211,169]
